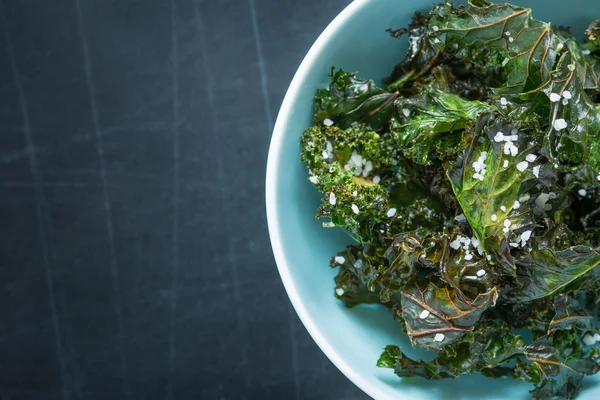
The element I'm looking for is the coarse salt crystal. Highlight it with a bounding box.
[450,240,461,250]
[387,208,397,218]
[500,97,508,106]
[583,334,596,346]
[583,50,592,56]
[419,310,431,319]
[465,254,473,261]
[434,333,445,342]
[402,108,411,117]
[504,219,512,228]
[521,230,532,242]
[516,161,529,172]
[594,333,600,342]
[503,160,509,168]
[329,192,336,205]
[351,204,359,215]
[519,194,531,202]
[309,176,319,184]
[579,189,587,197]
[476,269,486,277]
[510,242,519,248]
[568,63,576,71]
[373,175,381,184]
[513,201,520,209]
[563,90,572,99]
[352,190,358,197]
[562,98,569,105]
[432,26,439,31]
[532,165,541,178]
[322,150,329,159]
[549,93,561,102]
[323,118,334,126]
[334,256,345,264]
[553,118,568,131]
[500,206,507,212]
[354,259,363,269]
[526,154,537,162]
[491,214,498,221]
[335,288,345,296]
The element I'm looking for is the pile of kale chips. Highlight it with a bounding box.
[300,1,600,398]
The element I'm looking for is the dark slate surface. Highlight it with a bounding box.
[0,0,369,399]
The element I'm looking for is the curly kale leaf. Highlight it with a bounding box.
[447,116,538,273]
[541,45,600,169]
[391,81,492,165]
[378,319,525,379]
[384,12,442,91]
[400,279,498,350]
[314,68,398,131]
[505,245,600,303]
[548,294,592,334]
[428,1,564,96]
[525,334,600,400]
[331,245,380,308]
[301,124,451,243]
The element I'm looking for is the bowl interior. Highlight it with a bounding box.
[266,1,600,399]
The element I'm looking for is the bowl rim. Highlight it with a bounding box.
[265,1,388,399]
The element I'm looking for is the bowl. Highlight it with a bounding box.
[265,0,600,398]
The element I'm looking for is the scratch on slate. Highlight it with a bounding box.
[1,2,67,399]
[74,0,129,397]
[248,0,274,130]
[167,0,180,397]
[193,0,249,380]
[288,308,301,400]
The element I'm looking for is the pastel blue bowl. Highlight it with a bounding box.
[265,1,600,398]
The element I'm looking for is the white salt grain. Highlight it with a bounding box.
[329,192,337,205]
[323,118,334,126]
[579,189,587,197]
[583,334,596,346]
[351,204,359,215]
[516,161,529,172]
[334,256,345,264]
[373,175,381,184]
[549,93,561,102]
[526,154,537,162]
[335,288,345,296]
[553,118,568,131]
[434,333,445,342]
[419,310,431,319]
[309,176,319,184]
[491,214,498,221]
[476,269,486,277]
[387,208,397,218]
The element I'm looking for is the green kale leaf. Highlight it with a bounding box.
[314,68,398,131]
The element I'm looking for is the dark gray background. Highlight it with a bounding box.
[0,0,369,399]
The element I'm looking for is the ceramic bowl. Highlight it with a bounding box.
[265,0,600,398]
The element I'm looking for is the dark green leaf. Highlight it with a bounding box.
[400,279,498,349]
[506,246,600,302]
[391,84,492,165]
[314,68,398,131]
[447,116,537,272]
[548,294,592,334]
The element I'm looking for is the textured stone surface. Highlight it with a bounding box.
[0,0,369,398]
